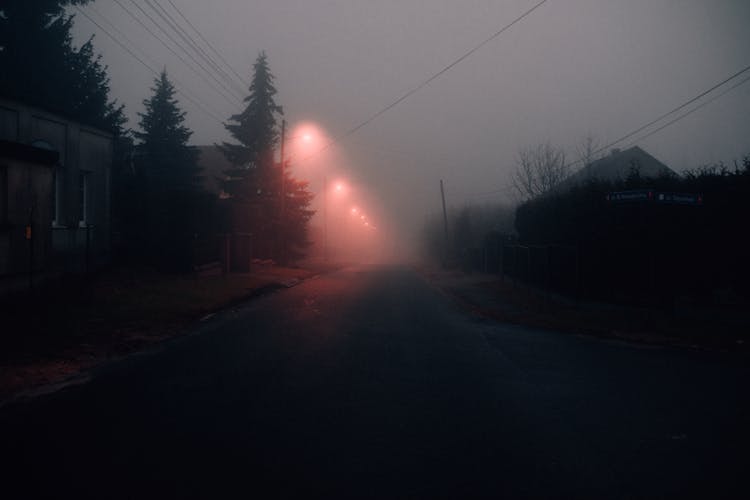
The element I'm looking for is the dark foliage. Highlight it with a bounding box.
[217,52,314,262]
[130,70,208,271]
[0,0,125,133]
[135,70,202,193]
[422,203,515,267]
[514,159,750,303]
[218,51,282,199]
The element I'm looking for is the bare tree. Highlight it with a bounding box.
[576,134,602,170]
[512,142,568,200]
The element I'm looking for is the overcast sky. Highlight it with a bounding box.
[71,0,750,246]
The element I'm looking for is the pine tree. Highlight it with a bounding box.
[0,0,126,133]
[280,174,316,260]
[135,70,203,270]
[135,70,201,193]
[218,51,283,201]
[217,51,315,262]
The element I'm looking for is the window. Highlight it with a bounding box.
[78,171,90,226]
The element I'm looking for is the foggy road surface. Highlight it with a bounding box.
[1,265,748,499]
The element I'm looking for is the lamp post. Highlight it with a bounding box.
[279,119,287,263]
[279,121,322,262]
[323,175,328,261]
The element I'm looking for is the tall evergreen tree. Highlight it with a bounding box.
[0,0,125,133]
[217,51,315,262]
[135,70,201,193]
[218,51,283,201]
[280,174,316,260]
[135,70,203,270]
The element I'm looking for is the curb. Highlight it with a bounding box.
[0,272,317,410]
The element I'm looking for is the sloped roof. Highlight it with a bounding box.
[561,146,675,190]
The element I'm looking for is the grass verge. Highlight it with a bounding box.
[0,265,316,401]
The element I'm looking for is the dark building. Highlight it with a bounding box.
[0,98,113,293]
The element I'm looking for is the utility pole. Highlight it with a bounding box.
[323,175,328,261]
[279,119,286,263]
[440,179,449,268]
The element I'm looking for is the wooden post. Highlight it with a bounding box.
[440,179,448,267]
[224,233,231,273]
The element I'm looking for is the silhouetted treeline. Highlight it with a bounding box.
[0,0,126,134]
[422,203,514,270]
[513,158,750,305]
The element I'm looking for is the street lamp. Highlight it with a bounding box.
[279,119,288,264]
[279,120,319,263]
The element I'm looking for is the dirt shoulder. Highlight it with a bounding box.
[0,263,331,402]
[420,267,750,352]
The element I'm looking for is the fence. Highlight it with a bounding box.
[501,244,580,298]
[191,232,254,274]
[495,240,720,308]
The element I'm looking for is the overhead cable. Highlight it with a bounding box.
[74,5,225,124]
[297,0,549,162]
[567,62,750,169]
[165,0,248,89]
[113,0,242,107]
[143,0,246,98]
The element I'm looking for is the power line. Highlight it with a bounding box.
[624,74,750,148]
[143,0,246,98]
[111,0,242,108]
[298,0,549,162]
[83,3,161,68]
[137,0,243,104]
[165,0,247,89]
[159,0,247,94]
[467,66,750,201]
[74,5,225,124]
[567,62,750,169]
[113,0,241,108]
[158,1,246,96]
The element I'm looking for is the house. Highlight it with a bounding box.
[561,146,676,190]
[0,97,113,293]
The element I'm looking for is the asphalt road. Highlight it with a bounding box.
[1,265,748,499]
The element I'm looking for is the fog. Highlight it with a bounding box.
[72,0,750,257]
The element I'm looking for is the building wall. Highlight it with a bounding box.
[0,156,54,279]
[0,98,113,277]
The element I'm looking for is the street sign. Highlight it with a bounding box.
[607,190,703,206]
[654,192,703,206]
[606,190,652,203]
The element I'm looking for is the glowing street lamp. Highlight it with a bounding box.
[279,120,319,263]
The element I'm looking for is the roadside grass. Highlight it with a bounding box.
[481,278,750,348]
[424,267,750,350]
[0,265,316,400]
